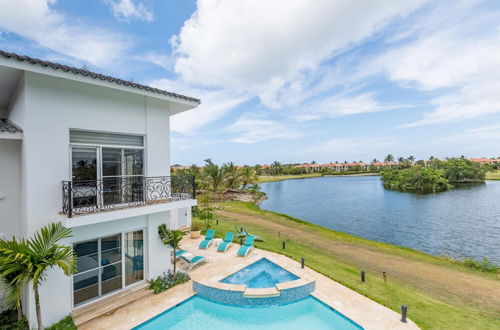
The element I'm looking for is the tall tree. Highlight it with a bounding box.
[158,224,183,274]
[240,166,258,188]
[384,154,395,163]
[0,222,77,330]
[202,159,225,192]
[270,161,282,177]
[222,162,241,189]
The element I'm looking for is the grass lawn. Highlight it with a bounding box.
[193,201,500,330]
[258,173,322,183]
[486,170,500,180]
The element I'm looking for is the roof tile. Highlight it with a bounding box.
[0,50,200,104]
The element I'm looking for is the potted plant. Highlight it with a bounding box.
[190,224,201,239]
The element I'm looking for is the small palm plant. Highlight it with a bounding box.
[158,224,183,274]
[0,222,77,330]
[0,240,28,321]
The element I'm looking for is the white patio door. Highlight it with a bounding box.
[73,229,145,307]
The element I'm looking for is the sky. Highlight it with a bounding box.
[1,0,500,165]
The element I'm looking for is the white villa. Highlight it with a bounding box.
[0,50,199,327]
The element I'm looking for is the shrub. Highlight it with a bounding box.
[148,271,190,294]
[463,257,499,273]
[0,310,28,330]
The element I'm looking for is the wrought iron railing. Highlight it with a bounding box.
[62,175,195,217]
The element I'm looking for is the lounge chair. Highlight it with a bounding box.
[237,235,255,257]
[199,229,215,249]
[217,232,234,252]
[175,249,187,258]
[179,252,207,272]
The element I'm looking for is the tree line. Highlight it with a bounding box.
[173,159,260,192]
[381,157,486,193]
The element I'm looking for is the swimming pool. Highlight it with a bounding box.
[134,296,363,330]
[220,258,299,288]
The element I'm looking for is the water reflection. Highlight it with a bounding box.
[260,176,500,263]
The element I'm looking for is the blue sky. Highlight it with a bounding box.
[1,0,500,165]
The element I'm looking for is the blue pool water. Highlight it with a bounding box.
[220,258,299,288]
[134,296,363,330]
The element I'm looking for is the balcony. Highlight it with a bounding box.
[62,175,195,218]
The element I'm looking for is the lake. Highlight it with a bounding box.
[259,176,500,264]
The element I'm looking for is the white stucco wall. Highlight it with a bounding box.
[12,72,189,327]
[0,139,21,239]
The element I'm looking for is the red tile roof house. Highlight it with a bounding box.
[468,158,500,165]
[0,50,200,328]
[293,162,398,172]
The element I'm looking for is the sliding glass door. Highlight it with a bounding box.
[70,130,145,211]
[73,230,143,307]
[124,230,144,286]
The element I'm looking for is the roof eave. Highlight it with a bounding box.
[0,55,201,110]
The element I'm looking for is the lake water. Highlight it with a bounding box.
[259,176,500,264]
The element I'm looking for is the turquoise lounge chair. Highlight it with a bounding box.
[237,235,255,257]
[199,229,215,249]
[217,232,234,252]
[175,249,187,258]
[180,253,207,272]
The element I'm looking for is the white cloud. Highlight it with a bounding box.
[170,0,428,108]
[104,0,154,22]
[375,1,500,126]
[0,0,130,66]
[227,116,301,144]
[295,92,408,121]
[149,78,252,135]
[137,52,173,70]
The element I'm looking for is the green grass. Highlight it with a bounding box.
[258,173,322,183]
[195,201,500,330]
[486,170,500,180]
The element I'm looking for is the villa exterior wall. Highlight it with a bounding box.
[0,140,21,240]
[4,72,193,327]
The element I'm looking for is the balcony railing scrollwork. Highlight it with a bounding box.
[62,175,195,218]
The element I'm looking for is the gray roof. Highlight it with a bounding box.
[0,50,200,104]
[0,119,22,134]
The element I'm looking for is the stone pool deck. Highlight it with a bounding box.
[80,236,420,330]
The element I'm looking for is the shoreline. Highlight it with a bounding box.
[201,200,500,329]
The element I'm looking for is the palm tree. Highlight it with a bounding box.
[0,222,76,330]
[158,224,183,274]
[202,159,225,192]
[384,154,394,163]
[240,166,257,188]
[371,158,379,163]
[270,161,282,177]
[0,241,27,321]
[407,155,416,164]
[222,162,241,189]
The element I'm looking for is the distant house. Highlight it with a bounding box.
[0,50,200,327]
[468,158,500,165]
[293,161,397,172]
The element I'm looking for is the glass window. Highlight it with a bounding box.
[102,148,122,177]
[74,240,98,274]
[101,263,122,295]
[73,270,99,306]
[124,230,144,286]
[124,149,143,176]
[72,147,97,181]
[72,234,126,306]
